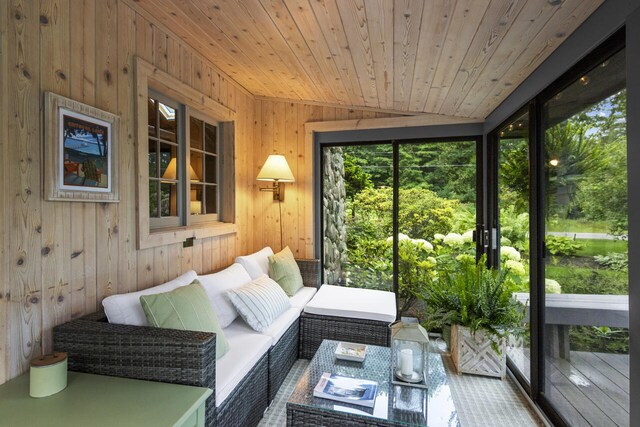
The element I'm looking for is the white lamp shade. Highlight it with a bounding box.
[257,154,295,182]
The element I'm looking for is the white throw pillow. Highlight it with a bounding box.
[102,270,198,325]
[198,263,252,328]
[226,275,291,332]
[234,247,274,279]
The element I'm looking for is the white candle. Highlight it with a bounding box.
[400,349,413,377]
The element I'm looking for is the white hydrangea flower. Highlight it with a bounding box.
[427,256,437,265]
[501,246,521,261]
[501,236,512,246]
[433,233,446,241]
[505,260,526,276]
[412,238,434,252]
[387,233,411,242]
[462,230,474,243]
[443,233,464,246]
[545,279,562,294]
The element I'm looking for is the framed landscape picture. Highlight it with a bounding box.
[44,92,120,202]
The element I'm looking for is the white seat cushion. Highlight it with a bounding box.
[215,320,272,407]
[303,284,396,322]
[289,286,317,311]
[102,270,198,326]
[198,263,252,328]
[261,307,300,344]
[234,247,274,280]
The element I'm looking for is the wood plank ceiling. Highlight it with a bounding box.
[130,0,604,118]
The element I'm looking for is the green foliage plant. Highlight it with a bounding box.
[593,252,628,271]
[422,255,525,352]
[396,239,437,315]
[545,235,582,256]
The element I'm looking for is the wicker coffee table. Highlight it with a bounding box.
[286,340,459,427]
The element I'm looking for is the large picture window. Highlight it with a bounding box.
[319,137,481,318]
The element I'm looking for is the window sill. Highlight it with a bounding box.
[138,222,237,250]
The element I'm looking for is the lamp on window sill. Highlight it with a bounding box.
[257,154,295,201]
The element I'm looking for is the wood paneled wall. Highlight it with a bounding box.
[0,0,400,384]
[252,100,396,259]
[0,0,258,382]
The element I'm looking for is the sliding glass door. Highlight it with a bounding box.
[541,47,628,426]
[496,110,532,383]
[489,34,628,426]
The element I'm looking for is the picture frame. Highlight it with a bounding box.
[44,92,120,202]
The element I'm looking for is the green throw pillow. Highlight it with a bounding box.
[268,246,303,296]
[140,280,229,359]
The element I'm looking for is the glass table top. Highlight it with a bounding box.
[287,339,459,426]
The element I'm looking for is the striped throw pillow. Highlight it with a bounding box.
[226,275,291,332]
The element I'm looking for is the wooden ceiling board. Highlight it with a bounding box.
[363,0,394,110]
[143,0,276,96]
[308,0,368,106]
[191,0,325,101]
[467,0,603,118]
[129,0,604,118]
[258,0,345,102]
[436,0,527,116]
[423,0,492,113]
[290,0,362,105]
[334,0,380,107]
[392,0,424,112]
[407,0,456,112]
[167,0,301,98]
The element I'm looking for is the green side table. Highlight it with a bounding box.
[0,371,212,427]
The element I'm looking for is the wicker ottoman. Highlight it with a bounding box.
[299,285,396,359]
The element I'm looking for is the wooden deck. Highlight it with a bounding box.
[510,348,629,426]
[545,351,629,427]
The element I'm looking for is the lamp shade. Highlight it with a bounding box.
[257,154,295,182]
[162,158,200,181]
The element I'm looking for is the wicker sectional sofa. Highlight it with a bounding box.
[53,251,395,427]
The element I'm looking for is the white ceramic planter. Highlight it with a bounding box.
[450,324,506,379]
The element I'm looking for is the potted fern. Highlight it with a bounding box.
[423,255,525,379]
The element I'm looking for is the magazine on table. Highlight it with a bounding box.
[313,372,378,408]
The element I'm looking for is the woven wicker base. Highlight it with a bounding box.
[299,312,391,359]
[53,312,218,426]
[216,353,269,427]
[268,320,299,402]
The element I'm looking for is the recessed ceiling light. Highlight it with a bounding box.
[579,76,590,86]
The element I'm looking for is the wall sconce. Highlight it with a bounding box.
[257,154,295,201]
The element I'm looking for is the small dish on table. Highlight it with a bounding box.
[335,342,367,362]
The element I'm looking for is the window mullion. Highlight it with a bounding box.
[182,104,190,227]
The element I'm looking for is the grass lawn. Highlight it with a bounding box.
[547,218,610,233]
[574,238,628,257]
[545,263,627,295]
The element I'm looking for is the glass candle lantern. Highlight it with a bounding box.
[391,318,430,389]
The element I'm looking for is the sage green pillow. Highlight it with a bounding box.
[140,280,229,359]
[268,246,303,296]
